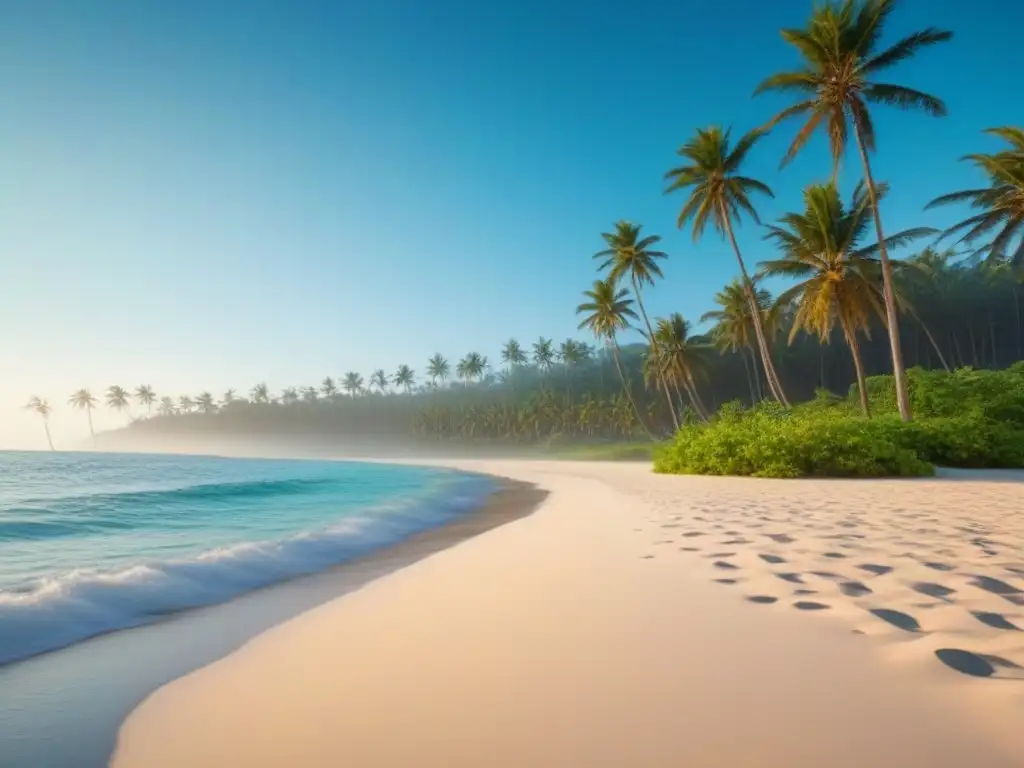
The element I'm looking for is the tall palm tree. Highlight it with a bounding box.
[500,339,526,393]
[134,385,156,416]
[342,372,364,397]
[24,396,55,450]
[650,314,713,422]
[558,339,586,403]
[106,385,131,420]
[755,0,952,420]
[195,392,218,413]
[158,396,177,416]
[393,365,415,394]
[759,182,934,415]
[302,387,319,403]
[664,125,790,406]
[595,220,679,428]
[250,383,270,404]
[280,387,300,405]
[370,369,389,394]
[927,127,1024,272]
[700,280,777,402]
[321,376,338,399]
[427,354,450,388]
[532,338,555,378]
[457,352,485,387]
[178,395,196,413]
[576,279,648,434]
[221,389,238,407]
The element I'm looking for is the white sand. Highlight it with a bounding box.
[112,461,1024,767]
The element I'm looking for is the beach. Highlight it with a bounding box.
[110,459,1024,767]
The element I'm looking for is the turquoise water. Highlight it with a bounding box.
[0,451,494,665]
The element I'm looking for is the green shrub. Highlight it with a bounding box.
[655,368,1024,478]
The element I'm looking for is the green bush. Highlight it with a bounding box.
[655,367,1024,478]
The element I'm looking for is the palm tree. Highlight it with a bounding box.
[178,395,196,413]
[532,338,555,379]
[576,278,648,434]
[250,383,270,404]
[221,389,238,407]
[321,376,338,399]
[280,387,300,405]
[755,0,952,420]
[700,280,777,402]
[427,354,450,388]
[158,396,177,416]
[24,396,55,450]
[759,182,934,415]
[664,125,790,406]
[650,314,712,422]
[595,220,679,428]
[134,385,156,416]
[106,385,131,420]
[370,369,389,395]
[302,387,318,403]
[342,372,364,397]
[195,392,218,413]
[927,127,1024,272]
[394,365,415,394]
[558,339,587,402]
[500,339,526,392]
[456,352,485,387]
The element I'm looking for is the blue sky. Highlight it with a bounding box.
[1,0,1020,447]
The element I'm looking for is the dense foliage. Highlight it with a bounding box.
[654,366,1024,478]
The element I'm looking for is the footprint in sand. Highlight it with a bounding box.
[923,562,956,572]
[934,649,1024,679]
[682,531,706,538]
[776,572,805,584]
[713,560,740,571]
[912,582,957,601]
[722,538,749,545]
[794,588,818,596]
[767,533,796,544]
[706,552,737,559]
[839,581,873,597]
[679,546,701,552]
[823,552,848,560]
[641,554,656,560]
[714,578,739,585]
[869,608,921,633]
[747,595,778,605]
[968,576,1024,605]
[759,554,787,565]
[857,563,894,577]
[970,611,1022,631]
[794,601,831,611]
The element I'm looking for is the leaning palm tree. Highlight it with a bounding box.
[24,396,55,450]
[651,314,713,422]
[106,385,131,420]
[700,280,777,403]
[393,365,415,394]
[321,376,338,399]
[927,127,1024,272]
[576,278,649,435]
[426,354,450,389]
[68,389,97,446]
[755,0,952,420]
[664,125,790,406]
[342,372,364,397]
[759,182,935,415]
[370,369,389,395]
[595,220,679,428]
[134,385,156,416]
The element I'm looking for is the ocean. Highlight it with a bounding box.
[0,451,495,666]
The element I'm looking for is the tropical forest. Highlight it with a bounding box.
[25,0,1024,477]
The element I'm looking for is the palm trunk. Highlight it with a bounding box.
[610,336,651,438]
[914,314,951,372]
[684,372,710,422]
[1015,285,1022,360]
[739,348,756,403]
[721,207,790,406]
[842,320,870,417]
[747,346,763,401]
[852,124,911,420]
[632,277,680,430]
[44,420,55,451]
[87,408,96,448]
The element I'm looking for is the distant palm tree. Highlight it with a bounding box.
[158,396,177,416]
[342,372,364,397]
[650,314,712,422]
[558,339,587,402]
[427,354,450,388]
[595,220,679,428]
[280,387,299,405]
[665,125,790,406]
[370,369,389,395]
[928,127,1024,272]
[701,280,777,402]
[68,388,98,446]
[106,385,131,420]
[393,365,415,394]
[250,383,270,404]
[576,279,648,434]
[759,182,935,415]
[532,337,555,378]
[302,387,318,403]
[24,396,55,450]
[755,0,952,420]
[221,389,238,407]
[195,392,218,413]
[134,385,156,417]
[178,395,195,413]
[321,376,338,399]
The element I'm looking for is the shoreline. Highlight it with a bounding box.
[0,472,546,768]
[112,459,1024,768]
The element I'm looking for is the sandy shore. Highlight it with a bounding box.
[112,461,1024,767]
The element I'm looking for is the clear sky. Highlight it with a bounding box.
[1,0,1020,449]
